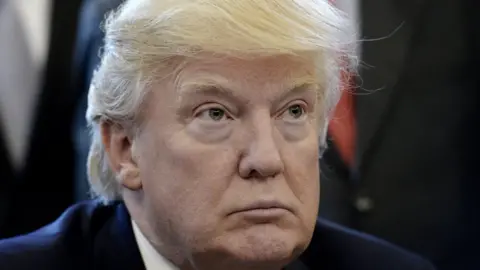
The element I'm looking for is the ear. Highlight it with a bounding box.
[100,122,142,191]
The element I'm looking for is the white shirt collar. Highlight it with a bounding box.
[131,220,179,270]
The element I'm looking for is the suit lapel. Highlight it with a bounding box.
[284,259,310,270]
[98,203,146,270]
[24,0,82,166]
[0,121,15,237]
[0,0,21,238]
[355,0,428,169]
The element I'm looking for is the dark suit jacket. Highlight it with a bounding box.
[0,0,83,239]
[0,201,435,270]
[319,0,480,269]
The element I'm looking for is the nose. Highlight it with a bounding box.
[238,113,284,179]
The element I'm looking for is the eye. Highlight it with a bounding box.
[281,103,307,121]
[196,107,231,122]
[288,105,304,118]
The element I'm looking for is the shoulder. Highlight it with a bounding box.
[300,218,436,270]
[0,201,117,270]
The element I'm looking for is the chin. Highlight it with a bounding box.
[222,224,304,265]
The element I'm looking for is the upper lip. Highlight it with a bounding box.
[230,200,293,214]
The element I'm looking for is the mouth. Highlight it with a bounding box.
[229,201,293,221]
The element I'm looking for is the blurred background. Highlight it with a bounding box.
[0,0,478,269]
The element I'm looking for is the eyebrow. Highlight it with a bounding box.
[177,80,318,104]
[274,82,318,104]
[178,82,248,104]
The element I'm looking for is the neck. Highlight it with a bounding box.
[176,254,289,270]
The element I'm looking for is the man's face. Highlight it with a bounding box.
[135,55,322,269]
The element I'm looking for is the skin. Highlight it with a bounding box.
[102,54,325,270]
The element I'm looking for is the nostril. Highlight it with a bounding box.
[247,168,279,180]
[238,149,284,180]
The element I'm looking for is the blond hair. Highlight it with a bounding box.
[86,0,357,202]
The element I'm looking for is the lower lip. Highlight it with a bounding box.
[234,208,289,221]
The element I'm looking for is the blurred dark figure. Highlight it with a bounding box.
[0,0,83,238]
[320,0,479,270]
[71,0,124,202]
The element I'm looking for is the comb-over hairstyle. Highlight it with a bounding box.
[86,0,357,202]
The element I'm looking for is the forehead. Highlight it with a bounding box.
[173,55,318,98]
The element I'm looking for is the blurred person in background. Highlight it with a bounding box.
[320,0,479,269]
[0,0,82,238]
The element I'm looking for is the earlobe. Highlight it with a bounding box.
[118,162,142,190]
[100,122,142,191]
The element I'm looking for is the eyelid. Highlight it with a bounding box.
[193,103,233,119]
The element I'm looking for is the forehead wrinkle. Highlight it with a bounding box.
[173,57,319,104]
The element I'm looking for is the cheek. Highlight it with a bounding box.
[283,136,320,214]
[140,132,239,230]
